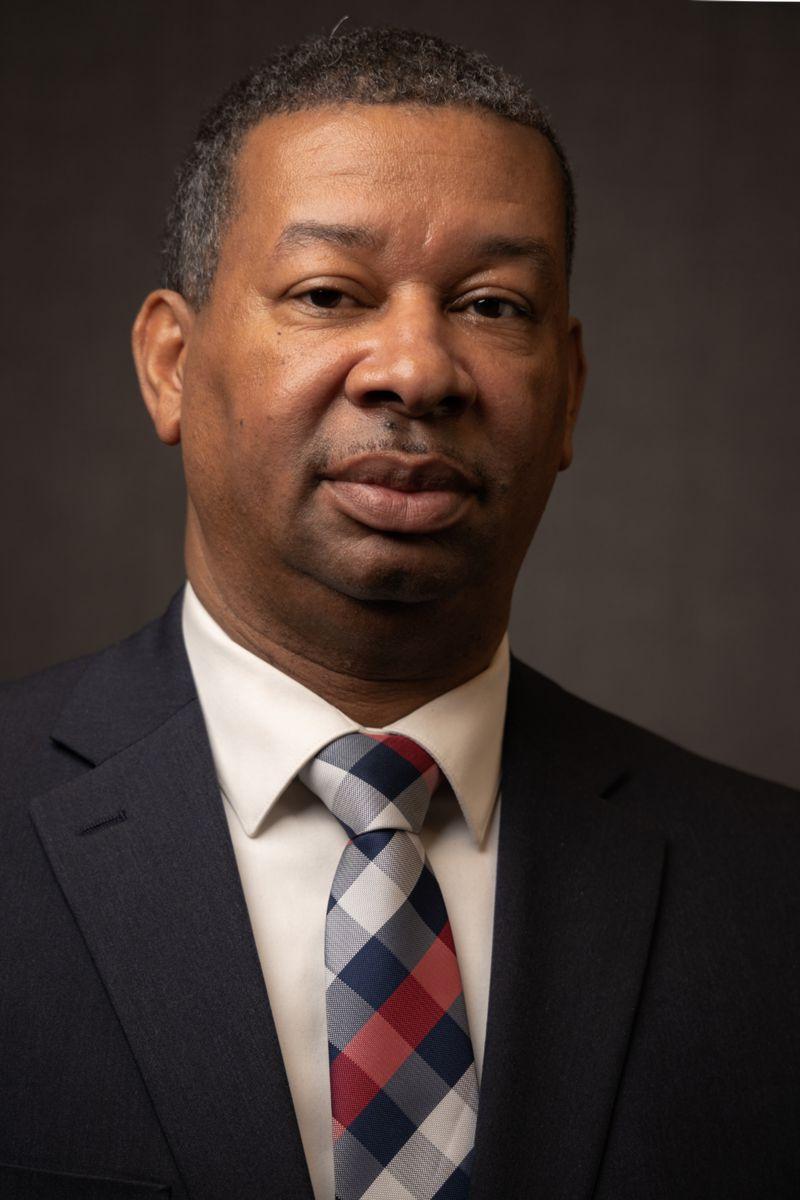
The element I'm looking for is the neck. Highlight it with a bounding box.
[186,551,507,728]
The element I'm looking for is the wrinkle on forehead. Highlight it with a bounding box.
[230,104,566,280]
[270,217,558,288]
[241,104,555,195]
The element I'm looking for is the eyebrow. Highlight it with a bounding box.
[274,221,384,254]
[466,235,558,280]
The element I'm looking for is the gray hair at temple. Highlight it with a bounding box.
[161,25,577,309]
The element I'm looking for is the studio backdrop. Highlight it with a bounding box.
[2,0,798,788]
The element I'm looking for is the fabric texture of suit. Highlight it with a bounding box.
[1,588,798,1199]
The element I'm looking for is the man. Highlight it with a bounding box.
[1,25,797,1200]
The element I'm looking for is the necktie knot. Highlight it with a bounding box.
[300,732,441,837]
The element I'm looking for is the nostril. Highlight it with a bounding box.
[437,395,466,416]
[351,389,470,417]
[362,390,403,407]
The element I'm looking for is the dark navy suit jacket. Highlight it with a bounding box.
[1,589,798,1199]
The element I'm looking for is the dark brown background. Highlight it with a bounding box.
[2,0,798,787]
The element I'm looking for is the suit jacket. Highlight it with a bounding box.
[1,589,798,1200]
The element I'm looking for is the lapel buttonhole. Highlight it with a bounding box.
[77,809,128,836]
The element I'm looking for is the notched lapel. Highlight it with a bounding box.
[31,698,313,1200]
[470,662,667,1200]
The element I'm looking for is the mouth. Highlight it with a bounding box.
[319,452,480,534]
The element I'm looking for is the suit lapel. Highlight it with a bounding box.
[31,592,313,1199]
[470,660,667,1200]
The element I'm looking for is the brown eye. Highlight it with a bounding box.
[471,297,522,319]
[308,288,343,308]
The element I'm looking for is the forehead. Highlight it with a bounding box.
[230,104,566,271]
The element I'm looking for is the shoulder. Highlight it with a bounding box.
[0,590,190,802]
[508,654,800,833]
[0,654,96,794]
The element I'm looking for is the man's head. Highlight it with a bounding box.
[161,27,577,310]
[133,27,586,682]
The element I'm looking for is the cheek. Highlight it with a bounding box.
[479,350,566,475]
[182,323,353,508]
[216,317,353,430]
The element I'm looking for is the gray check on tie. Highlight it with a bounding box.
[300,731,479,1199]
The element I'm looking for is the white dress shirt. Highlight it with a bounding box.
[181,582,509,1200]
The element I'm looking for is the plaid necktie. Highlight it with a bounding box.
[300,731,479,1199]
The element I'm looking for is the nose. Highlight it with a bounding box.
[343,293,477,419]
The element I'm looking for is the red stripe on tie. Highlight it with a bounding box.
[379,971,445,1049]
[439,919,456,954]
[341,1011,415,1089]
[411,926,462,1013]
[381,734,436,776]
[332,1117,347,1143]
[329,1052,381,1128]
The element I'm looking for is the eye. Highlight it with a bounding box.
[467,296,529,320]
[305,287,345,308]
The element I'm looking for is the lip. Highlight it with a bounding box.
[319,453,479,534]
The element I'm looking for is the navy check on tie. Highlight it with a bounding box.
[300,731,479,1200]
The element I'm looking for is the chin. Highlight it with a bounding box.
[297,538,474,606]
[324,562,463,605]
[280,518,496,609]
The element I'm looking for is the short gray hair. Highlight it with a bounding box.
[162,26,576,307]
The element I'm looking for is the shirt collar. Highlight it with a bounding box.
[182,582,509,846]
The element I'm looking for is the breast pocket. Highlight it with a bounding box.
[0,1163,171,1198]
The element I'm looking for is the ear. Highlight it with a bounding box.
[559,316,587,471]
[131,289,195,446]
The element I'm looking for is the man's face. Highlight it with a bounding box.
[176,104,583,625]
